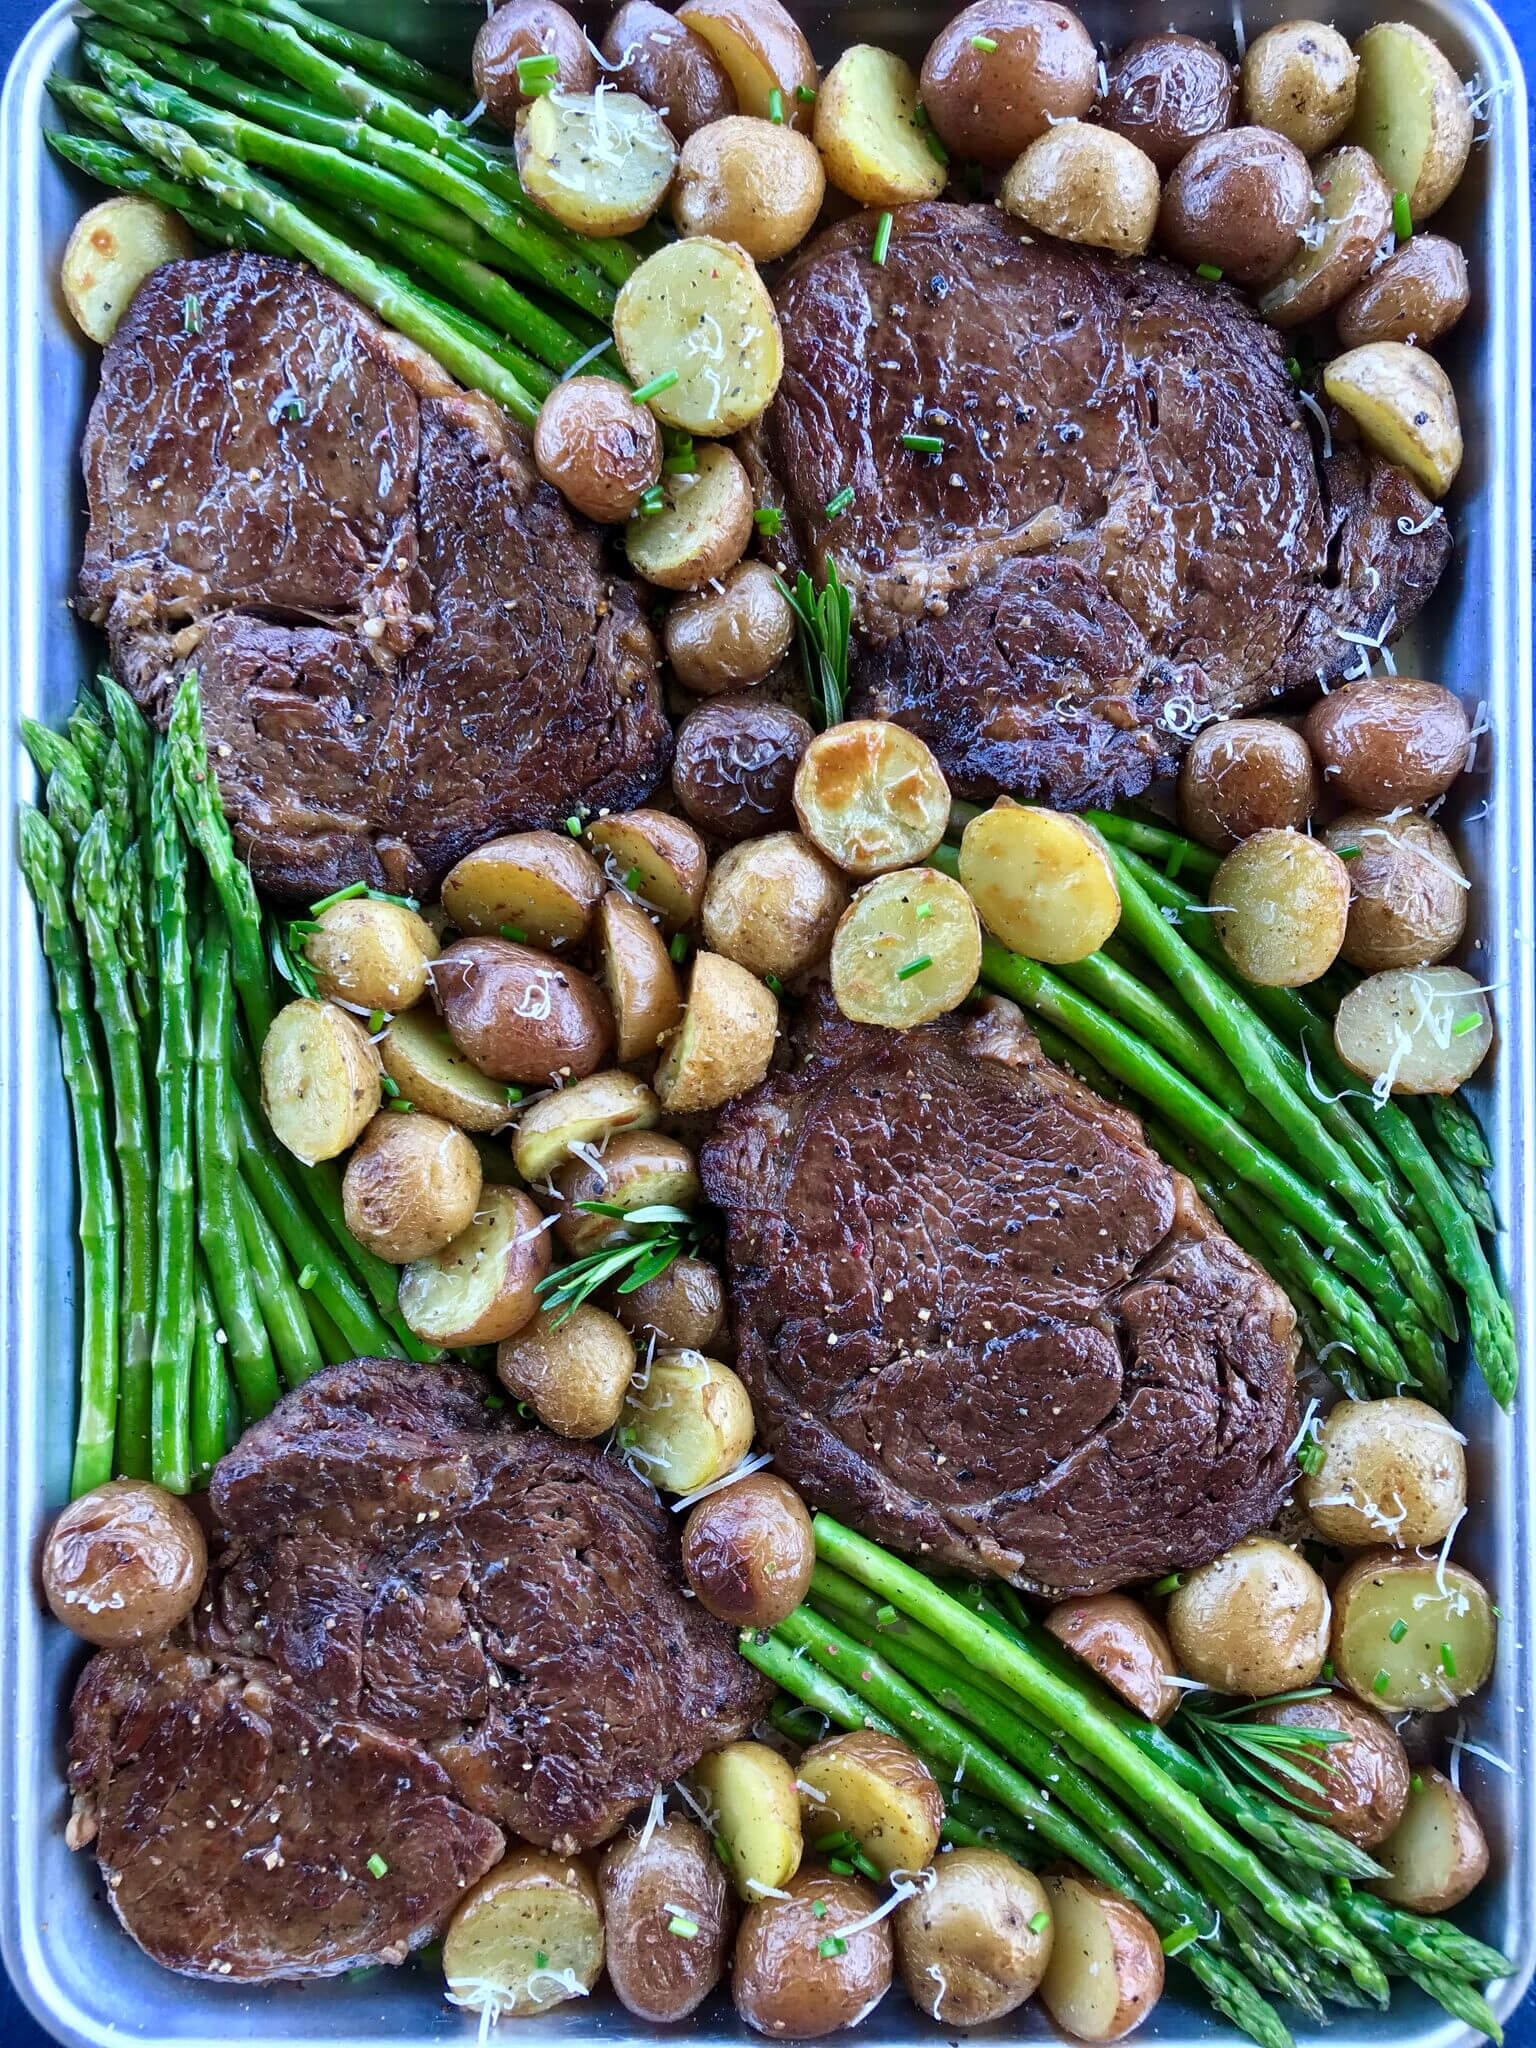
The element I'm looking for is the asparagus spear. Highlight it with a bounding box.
[229,0,469,109]
[235,1177,323,1385]
[48,114,280,249]
[147,750,196,1491]
[189,1256,228,1482]
[97,743,156,1032]
[1427,1092,1495,1173]
[20,810,121,1495]
[20,720,96,834]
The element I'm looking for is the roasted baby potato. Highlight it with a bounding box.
[682,1469,815,1626]
[260,998,381,1164]
[733,1866,893,2035]
[534,377,663,523]
[1166,1536,1331,1697]
[1330,1551,1496,1712]
[1371,1766,1489,1912]
[920,0,1098,165]
[594,893,685,1065]
[621,1349,755,1493]
[61,195,197,345]
[625,442,756,588]
[690,1739,803,1900]
[1039,1875,1163,2044]
[701,831,850,981]
[303,897,439,1014]
[613,236,782,435]
[43,1480,206,1648]
[1157,126,1312,285]
[551,1128,700,1256]
[654,949,779,1111]
[1045,1594,1181,1723]
[599,1815,735,2022]
[511,1068,660,1184]
[1336,233,1471,348]
[379,1007,518,1132]
[665,560,796,692]
[1259,144,1395,327]
[671,694,813,843]
[342,1109,483,1263]
[1333,966,1492,1095]
[814,45,946,208]
[1254,1691,1410,1846]
[797,1729,944,1879]
[496,1302,634,1437]
[677,0,818,129]
[896,1846,1053,2025]
[609,1252,726,1351]
[1213,830,1350,987]
[1299,1394,1467,1548]
[516,88,679,237]
[831,869,981,1029]
[474,0,594,126]
[441,830,606,949]
[398,1184,552,1345]
[603,0,738,142]
[443,1848,603,2019]
[1323,341,1463,498]
[1348,20,1474,222]
[959,801,1120,962]
[1099,34,1236,175]
[433,937,614,1084]
[1241,20,1358,152]
[673,115,825,258]
[587,810,709,933]
[1178,719,1320,850]
[1304,678,1471,811]
[794,719,949,876]
[1001,122,1161,258]
[1326,810,1468,971]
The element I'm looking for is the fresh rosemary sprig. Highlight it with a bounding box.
[535,1202,702,1325]
[1178,1688,1349,1812]
[776,553,852,729]
[267,908,318,1000]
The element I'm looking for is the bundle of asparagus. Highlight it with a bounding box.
[744,1515,1513,2047]
[21,675,427,1498]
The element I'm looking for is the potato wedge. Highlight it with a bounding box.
[398,1184,552,1345]
[814,45,945,207]
[621,1349,754,1493]
[511,1068,660,1183]
[516,87,678,237]
[444,1848,603,2020]
[342,1110,483,1264]
[1330,1551,1496,1712]
[1323,341,1463,498]
[586,810,709,932]
[497,1302,634,1437]
[1258,144,1394,329]
[551,1129,700,1255]
[794,719,950,877]
[624,442,755,588]
[61,195,197,345]
[676,0,817,129]
[1045,1594,1181,1724]
[688,1740,803,1900]
[796,1729,943,1878]
[260,999,381,1164]
[654,950,778,1111]
[830,868,981,1029]
[613,237,782,435]
[1039,1875,1164,2043]
[1348,21,1474,222]
[1299,1394,1467,1549]
[959,801,1120,962]
[379,1006,518,1131]
[441,830,605,949]
[594,893,685,1064]
[303,897,439,1014]
[896,1846,1053,2026]
[1371,1766,1489,1912]
[1333,966,1492,1094]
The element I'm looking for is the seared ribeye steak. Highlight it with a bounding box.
[740,204,1451,810]
[700,995,1298,1597]
[80,254,669,900]
[67,1360,767,1980]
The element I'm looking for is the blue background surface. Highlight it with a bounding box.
[0,0,1531,2041]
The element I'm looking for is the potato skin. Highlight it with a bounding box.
[1304,679,1470,811]
[1099,34,1235,174]
[595,893,684,1065]
[474,1,595,127]
[702,832,850,981]
[665,560,796,692]
[304,897,439,1013]
[496,1302,634,1438]
[1178,719,1319,850]
[1167,1536,1331,1697]
[342,1110,483,1264]
[1158,126,1311,285]
[673,115,824,259]
[1241,20,1358,153]
[733,1865,893,2039]
[625,442,755,590]
[921,0,1098,165]
[1213,830,1350,987]
[895,1846,1053,2025]
[1299,1394,1467,1549]
[43,1480,206,1648]
[1326,810,1468,971]
[1336,233,1470,348]
[671,694,812,843]
[1371,1766,1489,1912]
[1254,1692,1410,1846]
[1260,144,1395,327]
[432,937,613,1084]
[1045,1594,1180,1723]
[603,0,737,141]
[1000,123,1161,258]
[599,1816,734,2022]
[551,1128,700,1256]
[608,1252,726,1351]
[682,1471,814,1626]
[534,377,662,523]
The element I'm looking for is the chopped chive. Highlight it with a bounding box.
[662,435,696,475]
[1296,1437,1324,1474]
[914,101,931,128]
[1411,1772,1424,1794]
[1389,1618,1408,1642]
[824,485,855,519]
[310,880,368,914]
[764,973,783,995]
[714,1837,733,1867]
[1372,1668,1391,1695]
[818,1934,847,1958]
[669,931,690,964]
[366,1852,389,1879]
[827,1855,855,1875]
[667,1914,699,1939]
[1165,841,1187,881]
[388,1097,415,1113]
[922,125,950,166]
[566,815,583,836]
[875,1603,898,1625]
[754,505,783,537]
[811,1900,828,1919]
[900,431,945,454]
[850,1849,881,1883]
[1336,845,1361,860]
[622,864,646,893]
[1285,355,1303,383]
[896,955,933,981]
[1196,262,1223,281]
[1393,190,1413,240]
[1029,1909,1051,1934]
[767,86,784,123]
[1440,1642,1458,1677]
[380,1074,401,1098]
[815,1830,855,1853]
[298,1264,318,1290]
[915,903,933,920]
[505,1084,524,1105]
[367,1009,385,1034]
[1493,1603,1505,1619]
[1453,1012,1483,1037]
[796,83,817,103]
[1163,1924,1200,1957]
[637,483,667,516]
[499,923,528,943]
[970,32,998,49]
[1321,1659,1334,1682]
[280,398,303,421]
[182,293,202,334]
[871,212,893,265]
[631,368,680,405]
[517,52,559,96]
[484,1392,505,1410]
[1152,1572,1182,1594]
[535,1950,548,1969]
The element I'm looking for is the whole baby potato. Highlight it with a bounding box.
[1158,126,1312,284]
[497,1303,634,1438]
[474,0,595,127]
[665,560,796,692]
[551,1128,700,1257]
[1241,20,1358,154]
[599,1816,734,2023]
[672,694,812,843]
[1098,33,1235,174]
[701,831,850,981]
[1254,1692,1410,1846]
[608,1252,726,1351]
[303,897,439,1014]
[1212,830,1350,987]
[1325,810,1468,971]
[432,937,613,1084]
[1178,718,1320,850]
[920,0,1098,165]
[1298,1394,1467,1549]
[1166,1535,1331,1696]
[342,1109,483,1263]
[673,115,825,259]
[535,377,662,523]
[1000,123,1161,257]
[43,1479,206,1648]
[1335,233,1471,348]
[1304,679,1471,811]
[895,1846,1053,2026]
[733,1866,893,2038]
[603,0,737,141]
[682,1470,814,1626]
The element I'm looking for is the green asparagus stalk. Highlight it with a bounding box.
[1185,1849,1329,2023]
[1426,1092,1495,1173]
[188,1256,227,1482]
[1400,1964,1503,2043]
[740,1625,898,1738]
[20,720,96,831]
[303,1291,353,1367]
[48,117,279,249]
[1056,944,1249,1115]
[235,1178,323,1385]
[1325,1880,1512,1984]
[97,742,156,1031]
[227,0,470,110]
[66,702,110,790]
[147,750,196,1491]
[20,809,120,1495]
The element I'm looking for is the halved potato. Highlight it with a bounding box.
[688,1740,803,1900]
[1348,21,1474,222]
[621,1349,755,1493]
[260,999,382,1164]
[444,1849,604,2020]
[441,831,606,949]
[303,898,439,1014]
[654,950,778,1111]
[796,1729,943,1878]
[624,442,755,588]
[1323,342,1463,498]
[676,0,817,129]
[830,868,981,1029]
[1038,1875,1164,2043]
[497,1302,634,1438]
[586,810,708,932]
[511,1068,660,1184]
[1258,144,1394,329]
[516,88,678,237]
[959,801,1120,962]
[551,1129,700,1255]
[1371,1766,1489,1912]
[1000,123,1161,258]
[595,892,685,1063]
[794,719,950,876]
[1330,1551,1497,1712]
[1045,1594,1181,1724]
[1333,966,1492,1094]
[613,237,783,435]
[398,1184,552,1345]
[61,195,197,345]
[380,1007,518,1132]
[814,45,945,206]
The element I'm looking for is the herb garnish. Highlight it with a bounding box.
[1179,1688,1348,1810]
[535,1201,703,1324]
[776,554,852,728]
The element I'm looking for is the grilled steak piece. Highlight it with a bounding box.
[80,254,669,900]
[700,995,1298,1597]
[740,204,1451,811]
[67,1360,767,1980]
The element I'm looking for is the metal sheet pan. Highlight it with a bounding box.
[0,2,1529,2042]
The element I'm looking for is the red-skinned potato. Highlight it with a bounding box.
[534,378,662,524]
[474,1,595,127]
[1046,1593,1181,1722]
[1099,34,1235,173]
[732,1865,893,2037]
[682,1471,814,1626]
[432,937,613,1084]
[920,0,1098,165]
[603,0,738,141]
[43,1480,206,1648]
[599,1815,735,2021]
